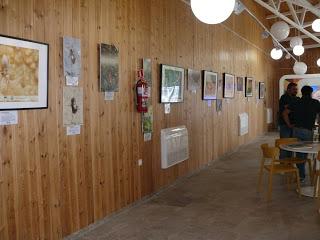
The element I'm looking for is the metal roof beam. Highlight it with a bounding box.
[254,0,320,44]
[266,2,320,19]
[286,0,300,25]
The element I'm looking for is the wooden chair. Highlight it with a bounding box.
[275,138,313,183]
[257,143,301,201]
[314,151,320,198]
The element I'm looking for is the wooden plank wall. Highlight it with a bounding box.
[0,0,278,239]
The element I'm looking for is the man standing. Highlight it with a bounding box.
[283,86,320,181]
[278,82,299,159]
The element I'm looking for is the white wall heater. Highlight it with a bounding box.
[161,126,189,169]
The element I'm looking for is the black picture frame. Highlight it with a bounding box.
[223,73,235,98]
[202,70,218,101]
[245,77,253,97]
[0,34,49,111]
[259,82,265,99]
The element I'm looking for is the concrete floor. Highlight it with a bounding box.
[67,134,320,240]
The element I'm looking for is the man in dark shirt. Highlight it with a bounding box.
[283,85,320,181]
[279,82,299,159]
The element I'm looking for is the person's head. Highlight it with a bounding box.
[287,82,298,96]
[301,85,313,98]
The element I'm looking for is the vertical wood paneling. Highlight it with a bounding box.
[0,0,279,239]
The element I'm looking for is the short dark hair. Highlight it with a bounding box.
[287,82,297,90]
[301,85,313,96]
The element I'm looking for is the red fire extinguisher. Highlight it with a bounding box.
[136,69,149,113]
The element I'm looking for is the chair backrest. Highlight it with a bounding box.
[261,143,279,165]
[275,138,298,148]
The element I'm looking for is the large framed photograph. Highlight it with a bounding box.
[223,73,235,98]
[245,77,253,97]
[259,82,265,99]
[0,35,49,110]
[202,71,218,100]
[160,64,185,103]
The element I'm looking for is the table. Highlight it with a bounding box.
[280,141,320,198]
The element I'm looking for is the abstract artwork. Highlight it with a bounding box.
[63,36,81,78]
[100,43,119,92]
[0,35,48,110]
[202,71,218,100]
[143,58,152,87]
[187,69,201,91]
[223,73,235,98]
[63,87,83,126]
[160,64,184,103]
[245,77,253,97]
[237,76,244,92]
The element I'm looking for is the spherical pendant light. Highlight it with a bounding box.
[293,62,307,75]
[312,19,320,32]
[293,45,305,56]
[317,58,320,67]
[191,0,236,24]
[270,48,283,60]
[270,21,290,41]
[290,36,303,48]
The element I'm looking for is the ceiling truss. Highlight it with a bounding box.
[255,0,320,50]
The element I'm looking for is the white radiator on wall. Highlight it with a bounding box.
[161,126,189,169]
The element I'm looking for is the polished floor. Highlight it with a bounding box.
[67,134,320,240]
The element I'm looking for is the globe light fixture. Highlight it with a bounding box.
[293,45,305,56]
[270,21,290,41]
[317,58,320,67]
[270,48,283,60]
[191,0,236,24]
[290,36,303,48]
[293,61,307,75]
[312,19,320,32]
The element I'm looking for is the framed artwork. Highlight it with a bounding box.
[100,43,119,92]
[143,58,152,87]
[223,73,235,98]
[63,36,81,78]
[160,64,185,103]
[187,69,201,91]
[237,76,244,92]
[0,34,49,110]
[259,82,265,99]
[63,87,83,126]
[216,99,222,112]
[142,106,153,133]
[245,77,253,97]
[202,71,218,100]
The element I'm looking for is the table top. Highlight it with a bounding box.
[280,141,320,154]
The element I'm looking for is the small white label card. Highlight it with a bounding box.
[105,92,115,101]
[66,76,79,86]
[66,125,81,136]
[192,90,197,94]
[165,103,171,114]
[226,99,230,104]
[144,132,152,142]
[0,111,18,125]
[207,100,212,107]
